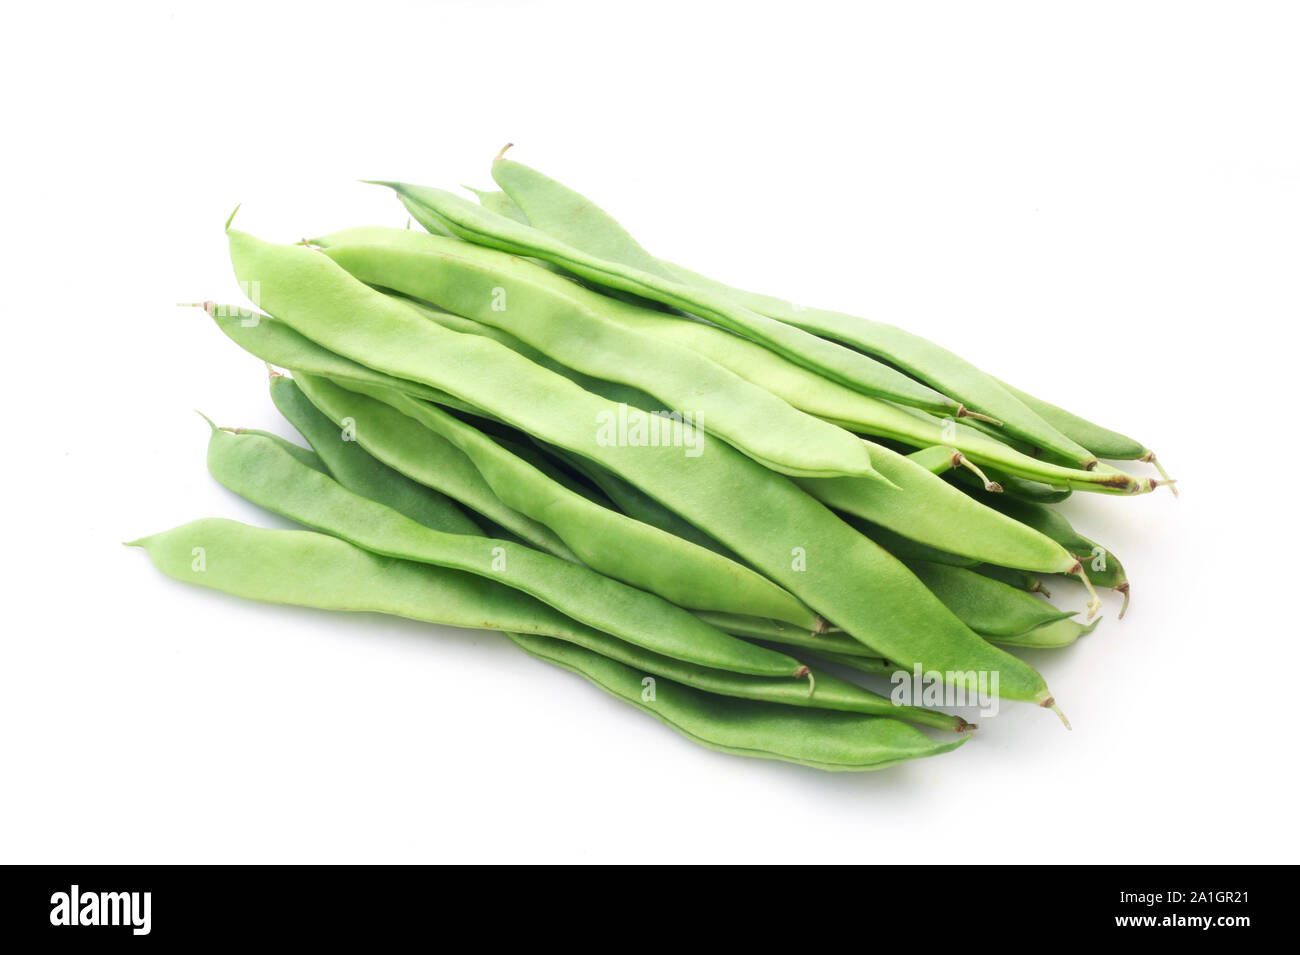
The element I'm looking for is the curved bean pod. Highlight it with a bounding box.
[997,379,1146,460]
[228,230,1060,709]
[130,519,966,726]
[795,442,1087,579]
[295,373,817,628]
[544,443,735,558]
[268,373,482,536]
[130,518,649,646]
[989,616,1101,649]
[205,428,806,678]
[314,227,884,481]
[280,370,573,559]
[501,631,966,732]
[996,379,1176,490]
[226,426,327,476]
[904,562,1076,637]
[374,181,972,417]
[563,292,1151,494]
[488,157,1099,468]
[207,302,479,415]
[978,493,1131,616]
[508,632,968,770]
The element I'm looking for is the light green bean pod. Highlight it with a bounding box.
[796,443,1085,577]
[314,226,885,482]
[294,373,818,628]
[205,427,806,679]
[544,443,735,558]
[132,518,964,727]
[227,426,328,475]
[508,633,968,770]
[268,373,482,536]
[546,289,1151,494]
[380,291,1082,580]
[488,157,1101,469]
[375,181,975,417]
[997,379,1148,460]
[989,616,1101,649]
[207,302,479,415]
[904,562,1076,637]
[280,368,572,558]
[227,230,1059,710]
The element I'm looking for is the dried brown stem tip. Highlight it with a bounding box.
[1116,582,1131,620]
[956,406,1002,426]
[1140,451,1178,497]
[1041,697,1072,730]
[1068,562,1103,619]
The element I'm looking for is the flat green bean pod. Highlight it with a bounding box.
[989,616,1101,649]
[269,374,482,536]
[296,373,817,628]
[280,369,572,558]
[499,631,967,732]
[315,227,885,481]
[205,427,807,679]
[228,230,1061,711]
[374,181,979,418]
[225,425,327,475]
[206,302,479,415]
[979,493,1131,616]
[508,632,968,770]
[555,290,1151,494]
[487,157,1101,468]
[544,443,735,558]
[130,518,656,647]
[131,519,966,725]
[997,380,1177,493]
[997,379,1146,460]
[374,296,1089,591]
[795,443,1093,587]
[904,562,1076,637]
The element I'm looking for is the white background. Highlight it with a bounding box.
[2,2,1297,863]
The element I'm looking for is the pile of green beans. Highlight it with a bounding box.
[137,149,1172,771]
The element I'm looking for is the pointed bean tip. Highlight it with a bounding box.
[1041,697,1072,729]
[1116,582,1131,619]
[194,410,218,432]
[224,204,241,231]
[495,142,514,161]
